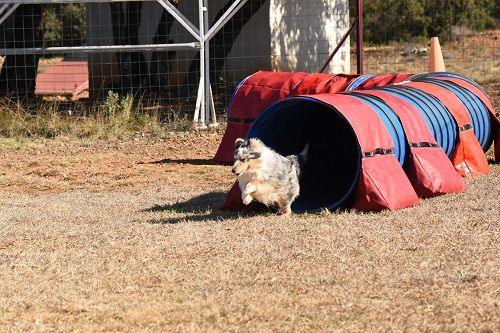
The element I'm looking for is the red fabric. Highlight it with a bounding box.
[356,90,435,143]
[229,71,308,119]
[292,73,358,95]
[402,81,489,176]
[406,147,466,197]
[354,155,419,210]
[312,94,394,151]
[435,77,500,163]
[215,72,411,164]
[356,73,412,90]
[214,71,308,164]
[357,90,465,197]
[213,122,252,164]
[310,94,419,211]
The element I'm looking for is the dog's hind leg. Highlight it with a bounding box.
[277,196,292,215]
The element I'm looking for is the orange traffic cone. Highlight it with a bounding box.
[428,37,446,72]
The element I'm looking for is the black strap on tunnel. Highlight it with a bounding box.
[227,117,255,124]
[362,147,395,158]
[459,124,473,132]
[409,142,440,148]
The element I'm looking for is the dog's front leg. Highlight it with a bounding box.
[241,182,257,205]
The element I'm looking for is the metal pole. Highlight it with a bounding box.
[156,0,200,41]
[197,0,206,126]
[0,43,200,56]
[0,4,19,27]
[202,0,212,126]
[356,0,364,74]
[0,4,10,16]
[319,20,356,73]
[204,0,249,43]
[3,0,144,4]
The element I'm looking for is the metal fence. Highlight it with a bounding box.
[0,0,351,127]
[0,0,497,126]
[353,0,498,89]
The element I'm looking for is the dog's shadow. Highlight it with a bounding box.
[143,191,261,224]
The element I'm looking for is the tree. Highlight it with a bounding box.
[350,0,497,44]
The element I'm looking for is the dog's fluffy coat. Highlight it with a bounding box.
[232,138,308,214]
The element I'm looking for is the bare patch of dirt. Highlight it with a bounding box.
[0,131,234,194]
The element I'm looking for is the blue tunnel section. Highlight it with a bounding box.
[247,97,362,212]
[408,73,493,151]
[375,85,458,157]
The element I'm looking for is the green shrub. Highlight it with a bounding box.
[350,0,497,44]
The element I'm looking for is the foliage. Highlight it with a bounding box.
[350,0,497,44]
[43,4,86,47]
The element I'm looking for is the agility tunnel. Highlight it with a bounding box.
[214,71,412,164]
[220,72,499,213]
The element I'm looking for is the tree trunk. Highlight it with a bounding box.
[149,6,177,93]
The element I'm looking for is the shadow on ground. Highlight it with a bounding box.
[143,192,263,224]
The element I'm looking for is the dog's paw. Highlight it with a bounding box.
[242,195,253,205]
[278,206,292,215]
[245,183,257,193]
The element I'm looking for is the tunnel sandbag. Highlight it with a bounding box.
[401,81,489,176]
[222,95,419,212]
[356,90,465,197]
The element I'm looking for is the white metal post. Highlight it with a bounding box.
[202,0,213,127]
[197,0,206,127]
[205,0,249,43]
[0,4,19,26]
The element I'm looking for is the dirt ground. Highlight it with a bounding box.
[0,129,499,332]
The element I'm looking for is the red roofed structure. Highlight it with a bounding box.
[35,61,88,97]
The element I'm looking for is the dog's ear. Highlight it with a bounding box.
[248,138,264,152]
[234,138,245,149]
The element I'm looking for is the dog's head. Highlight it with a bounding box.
[232,138,264,175]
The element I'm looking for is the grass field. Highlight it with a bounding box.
[0,31,499,332]
[0,131,499,332]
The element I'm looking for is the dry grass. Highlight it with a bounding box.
[0,92,192,141]
[0,30,499,332]
[0,130,499,332]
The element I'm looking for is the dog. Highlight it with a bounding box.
[232,138,308,215]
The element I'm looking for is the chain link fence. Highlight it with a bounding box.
[0,0,350,125]
[352,0,498,103]
[0,0,497,124]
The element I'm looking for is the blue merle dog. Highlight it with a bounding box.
[232,138,308,215]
